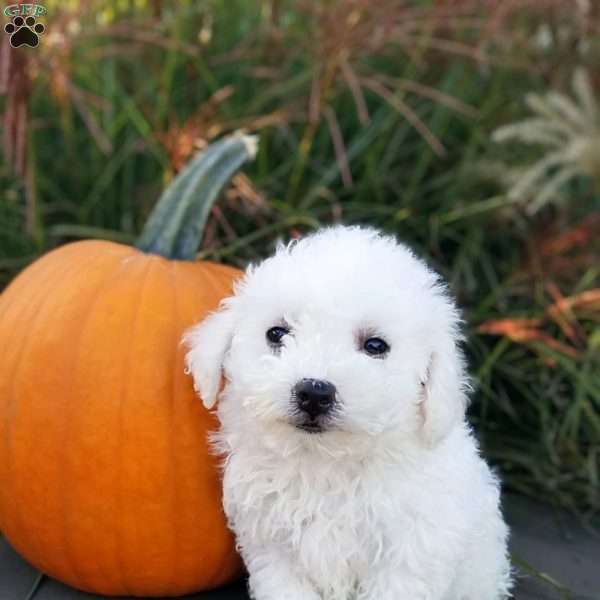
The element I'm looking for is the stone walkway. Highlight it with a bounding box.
[1,495,598,599]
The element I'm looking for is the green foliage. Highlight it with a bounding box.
[1,0,598,514]
[490,69,600,214]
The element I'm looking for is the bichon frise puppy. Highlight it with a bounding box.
[185,226,511,600]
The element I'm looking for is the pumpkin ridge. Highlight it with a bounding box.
[1,253,92,572]
[199,261,236,305]
[184,265,241,589]
[58,248,140,592]
[212,536,245,589]
[171,262,221,591]
[0,258,57,537]
[170,262,242,590]
[113,256,156,596]
[162,260,182,592]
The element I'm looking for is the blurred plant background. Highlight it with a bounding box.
[0,0,599,517]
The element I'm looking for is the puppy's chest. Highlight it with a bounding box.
[290,489,375,577]
[229,463,382,577]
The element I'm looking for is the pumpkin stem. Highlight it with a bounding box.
[135,133,258,260]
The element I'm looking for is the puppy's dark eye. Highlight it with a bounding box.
[363,337,389,356]
[266,326,289,345]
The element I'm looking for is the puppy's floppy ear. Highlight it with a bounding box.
[420,334,468,445]
[183,302,235,409]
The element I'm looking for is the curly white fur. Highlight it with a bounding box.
[184,226,512,600]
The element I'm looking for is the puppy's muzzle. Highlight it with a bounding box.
[293,378,336,425]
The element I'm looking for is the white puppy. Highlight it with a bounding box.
[184,226,511,600]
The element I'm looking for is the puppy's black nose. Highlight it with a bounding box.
[294,378,336,419]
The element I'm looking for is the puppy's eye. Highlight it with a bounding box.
[363,337,389,357]
[266,326,289,345]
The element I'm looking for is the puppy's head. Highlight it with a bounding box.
[185,226,468,447]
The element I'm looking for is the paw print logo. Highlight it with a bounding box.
[4,15,45,48]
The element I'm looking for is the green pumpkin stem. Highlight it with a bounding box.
[135,133,258,260]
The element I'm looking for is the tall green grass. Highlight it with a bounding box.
[1,0,598,514]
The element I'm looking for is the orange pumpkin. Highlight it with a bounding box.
[0,134,256,596]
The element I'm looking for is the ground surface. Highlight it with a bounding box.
[1,495,598,600]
